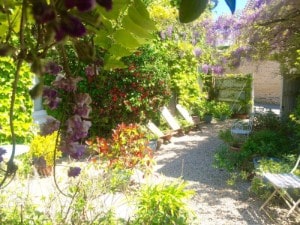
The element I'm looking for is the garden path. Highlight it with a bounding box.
[153,119,299,225]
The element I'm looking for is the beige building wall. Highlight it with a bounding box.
[228,60,282,105]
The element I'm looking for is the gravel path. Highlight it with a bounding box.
[153,120,300,225]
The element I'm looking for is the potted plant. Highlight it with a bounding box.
[213,102,232,121]
[28,131,61,177]
[218,129,244,152]
[146,132,160,151]
[202,101,216,123]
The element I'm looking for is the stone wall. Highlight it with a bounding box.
[228,60,282,105]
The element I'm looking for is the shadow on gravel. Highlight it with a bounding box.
[154,122,294,225]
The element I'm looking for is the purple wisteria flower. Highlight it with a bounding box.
[68,166,81,177]
[61,141,86,159]
[52,76,82,92]
[212,65,224,75]
[0,148,7,163]
[60,15,86,38]
[40,116,60,136]
[45,62,62,75]
[166,26,173,38]
[160,31,166,40]
[201,64,210,74]
[96,0,113,11]
[32,2,55,24]
[85,65,95,77]
[194,48,202,57]
[73,93,92,118]
[43,87,61,109]
[65,0,96,12]
[66,115,91,141]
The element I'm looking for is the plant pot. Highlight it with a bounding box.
[148,139,158,151]
[204,114,213,123]
[233,113,248,119]
[33,157,53,177]
[229,145,242,152]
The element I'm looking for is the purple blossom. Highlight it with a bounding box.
[65,0,96,12]
[43,87,61,109]
[96,0,113,11]
[0,148,6,163]
[32,2,55,24]
[194,48,202,57]
[54,27,66,42]
[166,26,173,38]
[73,93,92,118]
[61,15,86,38]
[160,31,166,40]
[85,65,96,77]
[212,65,224,75]
[201,64,210,74]
[40,116,60,136]
[52,76,82,92]
[68,167,81,177]
[45,62,62,75]
[66,115,91,141]
[61,141,85,159]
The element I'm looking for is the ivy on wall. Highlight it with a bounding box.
[0,57,34,144]
[215,74,253,114]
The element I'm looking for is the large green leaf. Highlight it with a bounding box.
[94,30,111,49]
[98,0,129,20]
[113,29,141,49]
[127,5,156,31]
[179,0,208,23]
[122,15,154,39]
[104,56,126,70]
[108,44,132,58]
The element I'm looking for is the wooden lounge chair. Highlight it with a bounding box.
[161,106,184,136]
[146,121,172,143]
[176,104,202,131]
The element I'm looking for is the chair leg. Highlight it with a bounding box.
[260,189,278,211]
[287,198,300,217]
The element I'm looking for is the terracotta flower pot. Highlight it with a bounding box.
[33,156,53,177]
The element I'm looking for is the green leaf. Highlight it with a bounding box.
[113,29,141,49]
[98,1,129,20]
[94,30,111,49]
[104,56,126,70]
[108,44,132,58]
[225,0,236,14]
[179,0,208,23]
[122,15,154,39]
[127,5,156,31]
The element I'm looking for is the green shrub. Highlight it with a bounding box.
[0,57,34,144]
[132,180,196,225]
[28,131,61,166]
[253,111,282,132]
[241,129,293,159]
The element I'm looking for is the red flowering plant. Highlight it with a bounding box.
[87,123,154,173]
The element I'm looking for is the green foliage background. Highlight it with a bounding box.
[0,57,33,144]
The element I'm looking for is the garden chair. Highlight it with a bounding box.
[161,106,184,136]
[230,114,254,137]
[259,154,300,217]
[146,121,172,143]
[176,104,201,130]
